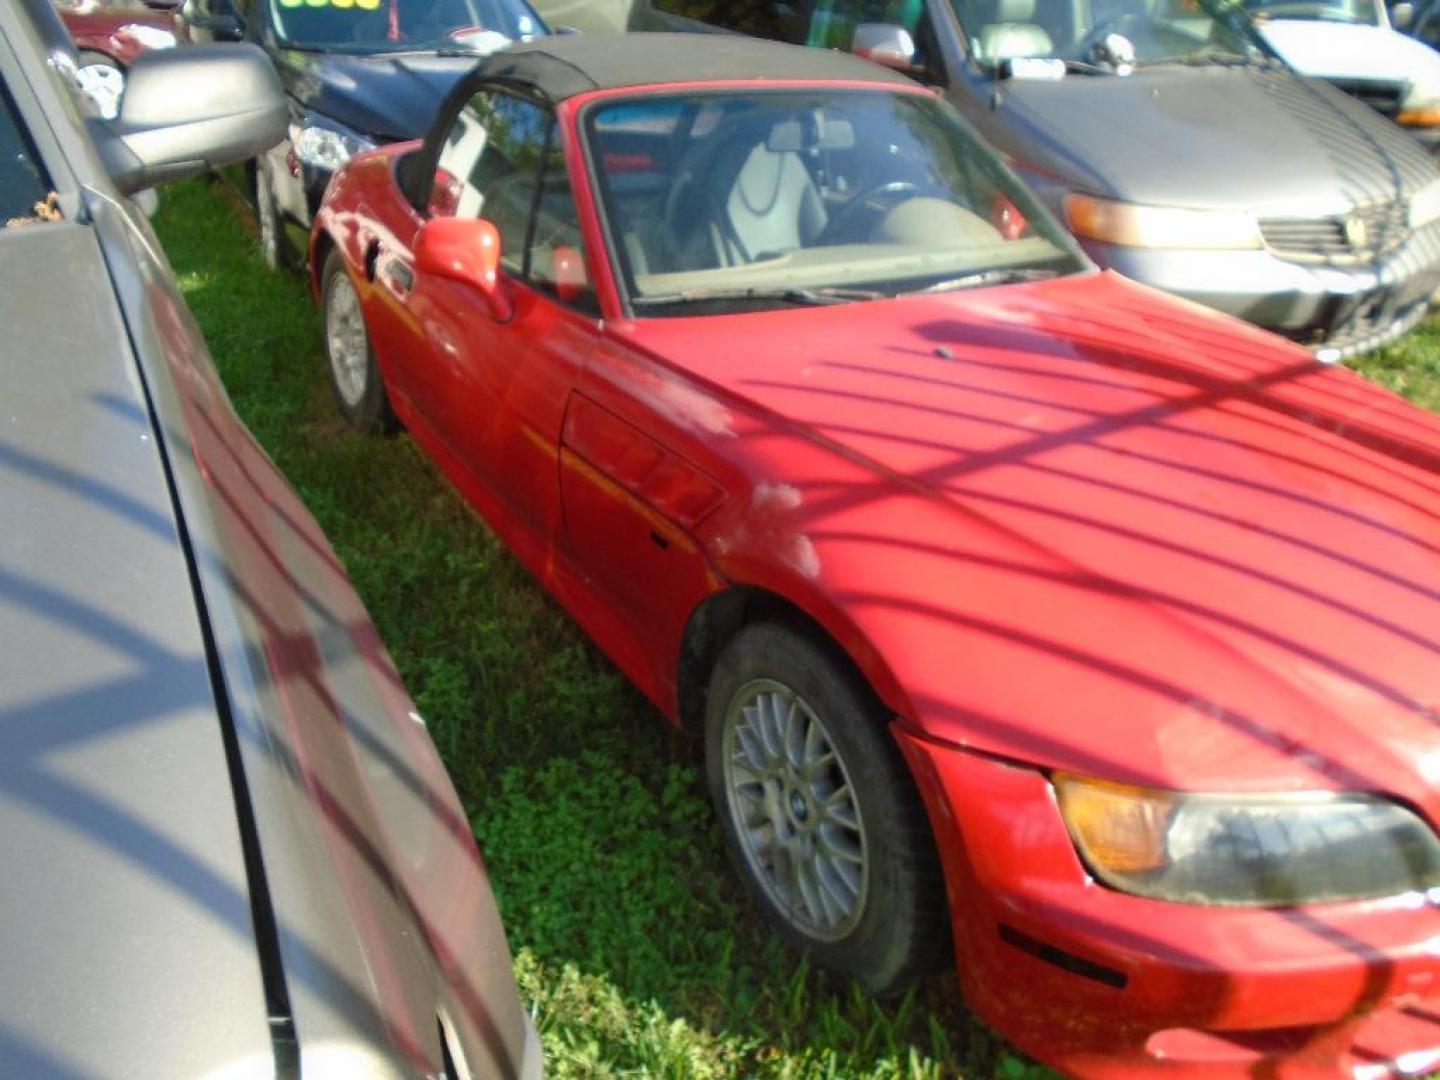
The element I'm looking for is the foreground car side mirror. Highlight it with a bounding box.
[415,217,514,322]
[93,45,284,194]
[852,23,917,71]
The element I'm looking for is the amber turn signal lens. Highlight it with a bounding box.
[1053,773,1176,874]
[1399,108,1440,128]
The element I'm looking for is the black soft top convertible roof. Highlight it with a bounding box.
[476,31,918,102]
[400,32,919,209]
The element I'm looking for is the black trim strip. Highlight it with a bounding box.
[998,923,1129,990]
[98,197,300,1076]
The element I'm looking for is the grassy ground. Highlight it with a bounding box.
[150,176,1439,1079]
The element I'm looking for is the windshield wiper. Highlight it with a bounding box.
[1136,51,1283,69]
[632,285,886,308]
[910,267,1063,294]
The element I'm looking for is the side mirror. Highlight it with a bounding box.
[181,0,245,39]
[551,245,589,305]
[415,217,514,322]
[1393,1,1415,28]
[852,23,916,71]
[94,45,285,194]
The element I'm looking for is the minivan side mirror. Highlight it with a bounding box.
[94,45,285,194]
[1393,1,1415,28]
[415,217,514,322]
[852,23,917,71]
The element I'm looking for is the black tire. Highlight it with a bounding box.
[704,621,950,997]
[254,160,295,272]
[320,249,396,434]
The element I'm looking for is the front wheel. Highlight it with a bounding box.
[254,160,294,272]
[321,249,395,434]
[704,621,950,996]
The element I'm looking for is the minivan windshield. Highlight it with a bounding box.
[585,89,1086,313]
[268,0,543,53]
[952,0,1272,70]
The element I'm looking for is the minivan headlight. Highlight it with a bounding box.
[1055,772,1440,906]
[1065,194,1262,250]
[294,116,375,172]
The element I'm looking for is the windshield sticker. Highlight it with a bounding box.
[275,0,384,11]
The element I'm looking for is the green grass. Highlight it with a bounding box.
[151,177,1045,1077]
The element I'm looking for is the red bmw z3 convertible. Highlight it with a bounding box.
[313,32,1440,1077]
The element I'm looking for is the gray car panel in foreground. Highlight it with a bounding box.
[0,219,275,1079]
[0,0,540,1075]
[631,0,1440,355]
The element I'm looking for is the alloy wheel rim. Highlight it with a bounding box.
[325,272,369,407]
[76,63,124,121]
[721,678,868,941]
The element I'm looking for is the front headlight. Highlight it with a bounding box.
[1064,193,1262,250]
[293,116,375,172]
[1413,179,1440,229]
[1055,772,1440,906]
[122,24,177,49]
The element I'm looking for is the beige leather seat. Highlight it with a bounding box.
[720,142,829,262]
[976,0,1054,60]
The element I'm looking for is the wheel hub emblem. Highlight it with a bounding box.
[790,791,808,822]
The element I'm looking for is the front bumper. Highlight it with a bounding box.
[1084,222,1440,358]
[893,727,1440,1079]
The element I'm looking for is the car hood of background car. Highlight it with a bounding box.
[0,224,274,1073]
[277,48,481,141]
[59,3,179,40]
[991,64,1437,212]
[1257,19,1440,85]
[614,271,1440,806]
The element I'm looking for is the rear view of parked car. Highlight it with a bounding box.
[1245,0,1440,151]
[182,0,546,269]
[0,0,541,1075]
[633,0,1440,357]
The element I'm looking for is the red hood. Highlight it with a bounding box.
[613,272,1440,811]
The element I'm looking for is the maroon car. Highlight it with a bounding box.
[56,0,184,117]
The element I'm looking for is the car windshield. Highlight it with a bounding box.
[952,0,1272,70]
[1244,0,1381,22]
[268,0,543,53]
[584,89,1085,313]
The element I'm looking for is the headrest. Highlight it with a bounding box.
[766,116,857,153]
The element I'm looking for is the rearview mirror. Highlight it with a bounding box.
[415,217,514,322]
[95,45,285,194]
[1393,1,1415,27]
[852,23,916,71]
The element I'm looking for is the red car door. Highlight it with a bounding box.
[394,89,601,546]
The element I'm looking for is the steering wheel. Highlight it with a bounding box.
[817,180,922,244]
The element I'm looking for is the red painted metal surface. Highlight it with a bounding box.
[57,2,183,65]
[314,80,1440,1076]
